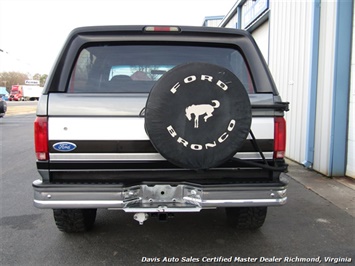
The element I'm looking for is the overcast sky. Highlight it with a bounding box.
[0,0,235,75]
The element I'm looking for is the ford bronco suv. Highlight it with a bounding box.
[33,26,289,232]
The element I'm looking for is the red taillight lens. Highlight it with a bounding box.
[34,117,48,161]
[274,117,286,159]
[144,26,181,32]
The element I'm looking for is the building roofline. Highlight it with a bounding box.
[219,0,244,27]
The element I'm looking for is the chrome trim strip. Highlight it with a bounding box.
[49,153,166,161]
[34,200,125,209]
[33,198,287,210]
[49,152,273,161]
[234,152,273,160]
[183,197,287,206]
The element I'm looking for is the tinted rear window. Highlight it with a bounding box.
[68,45,254,93]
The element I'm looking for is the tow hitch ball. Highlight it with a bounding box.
[133,213,173,225]
[134,213,149,225]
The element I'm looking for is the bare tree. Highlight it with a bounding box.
[0,72,48,91]
[33,73,48,87]
[0,72,30,92]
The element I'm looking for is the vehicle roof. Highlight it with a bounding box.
[68,25,251,37]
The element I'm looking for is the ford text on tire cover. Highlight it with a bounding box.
[33,26,289,232]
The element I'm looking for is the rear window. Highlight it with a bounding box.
[68,45,254,93]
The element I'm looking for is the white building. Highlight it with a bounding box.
[213,0,354,178]
[202,16,225,27]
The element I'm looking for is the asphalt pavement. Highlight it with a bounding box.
[1,113,354,266]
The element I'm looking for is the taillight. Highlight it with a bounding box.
[34,117,48,161]
[274,117,286,159]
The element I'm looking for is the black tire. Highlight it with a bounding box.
[145,62,251,170]
[226,207,267,230]
[0,101,6,114]
[53,209,97,233]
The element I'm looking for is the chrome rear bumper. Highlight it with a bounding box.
[33,175,288,211]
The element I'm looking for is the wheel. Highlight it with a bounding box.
[0,101,7,114]
[53,209,97,233]
[145,62,251,170]
[226,207,267,230]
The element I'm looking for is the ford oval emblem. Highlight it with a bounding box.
[53,142,77,152]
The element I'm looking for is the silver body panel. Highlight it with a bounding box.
[45,93,278,117]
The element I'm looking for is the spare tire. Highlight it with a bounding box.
[145,62,251,170]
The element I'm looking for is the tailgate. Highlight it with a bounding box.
[47,94,275,168]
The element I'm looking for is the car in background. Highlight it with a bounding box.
[1,95,9,101]
[0,86,9,101]
[0,97,7,117]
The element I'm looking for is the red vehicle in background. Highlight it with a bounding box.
[9,85,42,101]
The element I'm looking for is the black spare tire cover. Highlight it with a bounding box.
[145,62,251,170]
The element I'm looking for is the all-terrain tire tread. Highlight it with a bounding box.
[53,209,97,233]
[226,207,267,230]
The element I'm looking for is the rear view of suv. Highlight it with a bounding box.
[33,26,289,232]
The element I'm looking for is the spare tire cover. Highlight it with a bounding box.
[145,62,251,170]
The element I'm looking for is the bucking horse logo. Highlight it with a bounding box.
[185,100,220,128]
